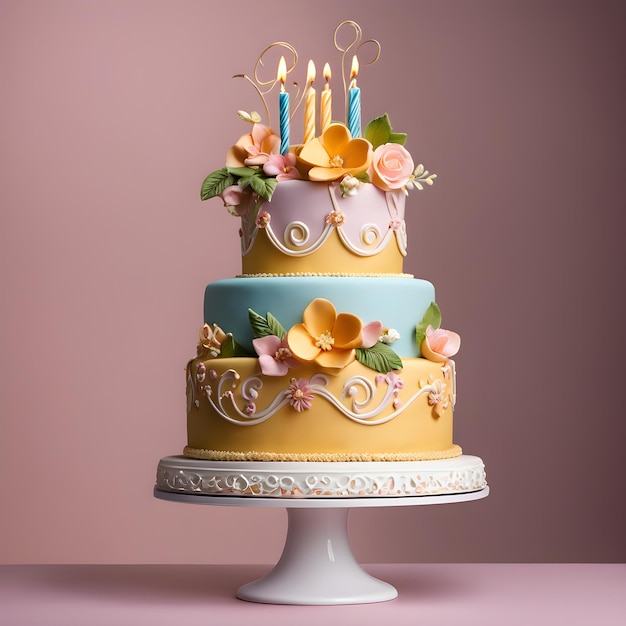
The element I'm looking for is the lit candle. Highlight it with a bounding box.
[277,56,289,155]
[320,63,332,133]
[347,55,361,138]
[303,60,316,143]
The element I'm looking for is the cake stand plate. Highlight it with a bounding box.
[154,456,488,605]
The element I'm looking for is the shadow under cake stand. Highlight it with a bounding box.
[154,454,488,605]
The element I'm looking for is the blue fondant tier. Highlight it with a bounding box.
[204,277,435,358]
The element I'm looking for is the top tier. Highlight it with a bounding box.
[200,21,437,276]
[239,179,407,276]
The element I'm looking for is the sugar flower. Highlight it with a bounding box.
[255,210,271,228]
[287,298,363,370]
[220,184,245,208]
[285,378,315,412]
[197,323,229,359]
[298,123,372,182]
[263,153,302,181]
[252,335,300,376]
[420,325,461,362]
[369,143,415,192]
[361,320,383,348]
[379,327,400,345]
[427,378,449,417]
[226,123,280,168]
[326,210,345,226]
[340,174,361,197]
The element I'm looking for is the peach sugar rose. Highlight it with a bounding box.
[369,143,415,192]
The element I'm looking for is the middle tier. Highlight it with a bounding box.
[204,276,435,358]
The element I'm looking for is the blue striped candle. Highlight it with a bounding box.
[347,55,361,138]
[277,56,289,155]
[348,86,361,138]
[279,90,290,154]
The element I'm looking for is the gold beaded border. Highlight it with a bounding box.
[237,272,414,278]
[183,444,462,463]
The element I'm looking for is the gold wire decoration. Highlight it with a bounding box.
[233,42,299,128]
[333,20,381,108]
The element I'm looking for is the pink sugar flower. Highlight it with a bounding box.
[285,378,315,412]
[226,123,280,167]
[255,210,271,228]
[253,335,300,376]
[420,325,461,362]
[220,184,244,207]
[263,153,302,181]
[360,320,383,349]
[369,143,415,192]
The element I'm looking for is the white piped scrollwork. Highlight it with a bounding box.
[194,368,444,426]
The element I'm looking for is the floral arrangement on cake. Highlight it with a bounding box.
[200,21,436,213]
[189,297,460,419]
[195,297,460,377]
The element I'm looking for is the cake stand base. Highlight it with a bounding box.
[238,507,396,604]
[154,457,489,605]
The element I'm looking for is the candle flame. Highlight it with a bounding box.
[277,56,287,86]
[323,62,331,82]
[350,55,359,78]
[307,59,316,84]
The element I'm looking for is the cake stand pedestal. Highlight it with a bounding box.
[153,455,488,605]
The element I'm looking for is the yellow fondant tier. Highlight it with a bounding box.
[185,356,460,462]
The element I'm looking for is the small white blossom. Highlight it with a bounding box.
[340,174,361,197]
[379,327,400,344]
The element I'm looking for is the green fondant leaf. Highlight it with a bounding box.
[355,171,371,183]
[218,334,252,358]
[388,132,407,146]
[247,173,278,201]
[200,168,235,201]
[227,166,257,177]
[248,308,285,339]
[355,342,403,373]
[363,113,392,150]
[266,312,287,339]
[415,302,442,349]
[363,114,408,150]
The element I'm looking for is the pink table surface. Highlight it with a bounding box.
[1,564,624,626]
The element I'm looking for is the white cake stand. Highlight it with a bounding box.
[153,455,488,605]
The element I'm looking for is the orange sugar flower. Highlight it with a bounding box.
[286,298,363,370]
[297,123,372,182]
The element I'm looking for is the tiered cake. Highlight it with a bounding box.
[182,25,470,467]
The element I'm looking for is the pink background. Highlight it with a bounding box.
[1,0,624,565]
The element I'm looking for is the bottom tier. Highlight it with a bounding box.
[186,357,460,462]
[156,455,487,498]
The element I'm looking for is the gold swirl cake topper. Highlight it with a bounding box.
[233,21,380,131]
[233,41,299,127]
[333,20,381,100]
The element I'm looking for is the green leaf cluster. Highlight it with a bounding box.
[415,302,442,350]
[248,309,287,340]
[356,342,403,373]
[363,114,408,150]
[201,166,278,203]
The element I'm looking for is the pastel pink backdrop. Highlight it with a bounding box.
[1,0,624,564]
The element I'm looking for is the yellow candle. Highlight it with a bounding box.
[320,63,332,133]
[303,60,316,143]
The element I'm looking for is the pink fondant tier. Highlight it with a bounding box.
[239,180,407,276]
